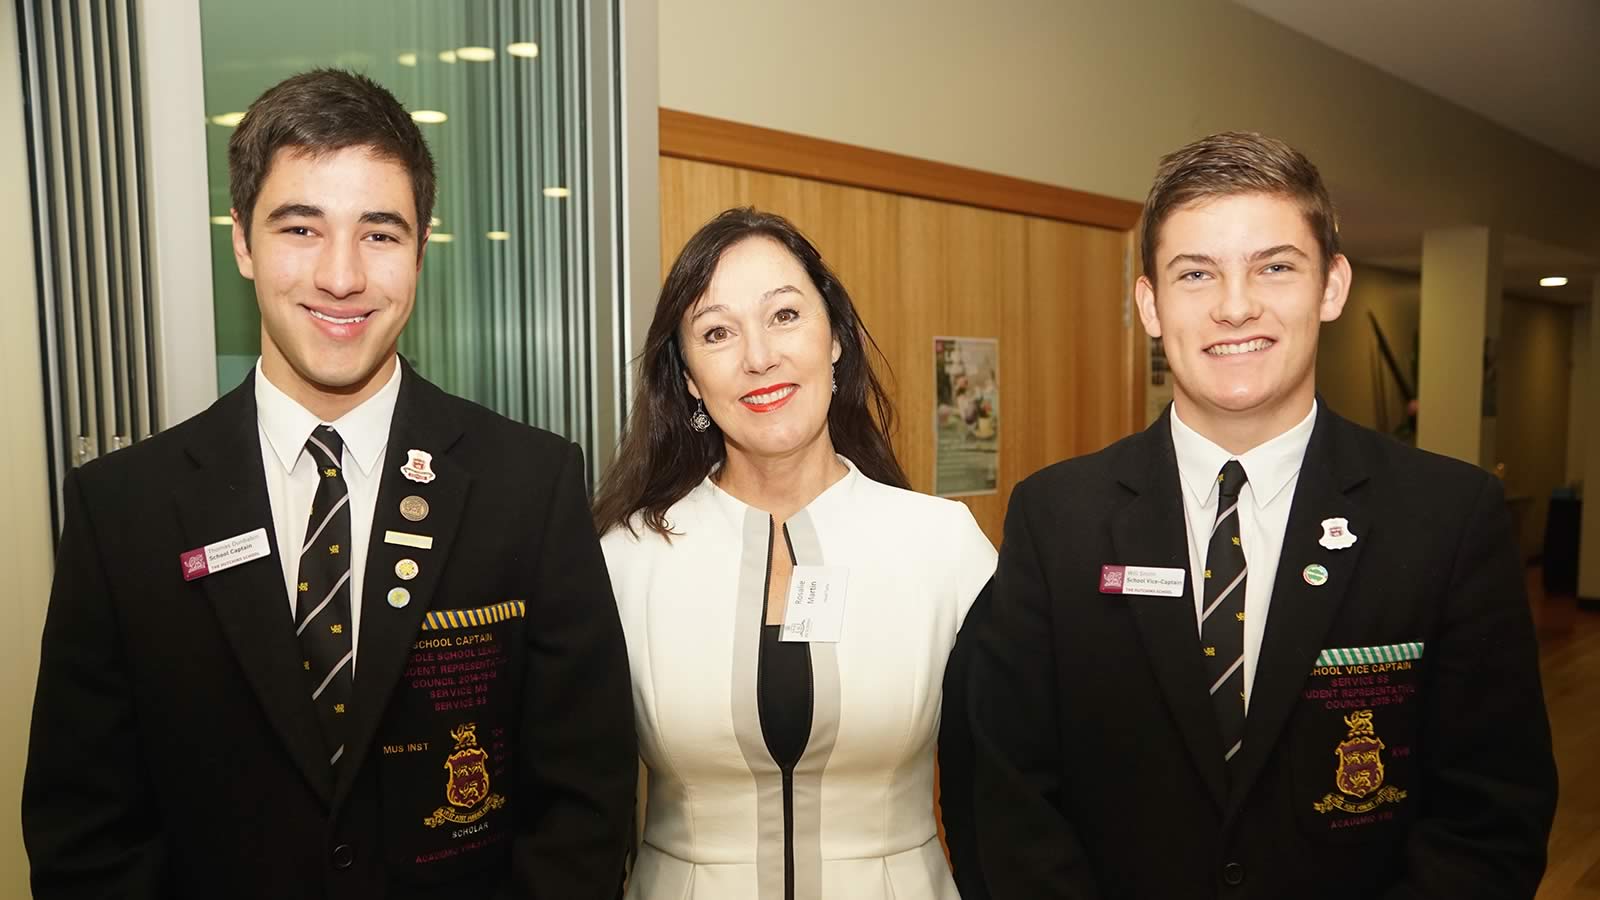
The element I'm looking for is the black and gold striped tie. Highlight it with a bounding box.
[1201,459,1248,767]
[295,426,354,767]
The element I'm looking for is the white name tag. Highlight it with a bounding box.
[1099,564,1186,597]
[779,565,849,643]
[181,528,271,581]
[384,530,434,550]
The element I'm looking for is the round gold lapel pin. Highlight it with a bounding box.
[399,495,430,522]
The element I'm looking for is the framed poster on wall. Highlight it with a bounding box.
[934,336,999,497]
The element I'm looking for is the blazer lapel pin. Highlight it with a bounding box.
[402,449,437,484]
[1319,517,1357,551]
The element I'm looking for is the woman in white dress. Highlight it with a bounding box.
[593,208,995,900]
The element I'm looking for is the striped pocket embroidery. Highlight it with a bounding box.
[1314,642,1424,668]
[419,600,527,631]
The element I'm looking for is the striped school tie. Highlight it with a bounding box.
[295,426,354,767]
[1201,459,1248,767]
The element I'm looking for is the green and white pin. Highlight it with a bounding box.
[1302,564,1329,586]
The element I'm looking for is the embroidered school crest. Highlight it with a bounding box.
[423,723,507,827]
[1313,709,1408,814]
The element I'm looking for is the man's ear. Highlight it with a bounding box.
[1319,254,1353,323]
[1134,275,1162,338]
[230,209,255,280]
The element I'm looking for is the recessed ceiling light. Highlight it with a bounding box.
[456,46,495,62]
[430,233,454,243]
[506,42,539,59]
[397,52,418,67]
[437,50,458,64]
[542,186,570,198]
[1539,276,1569,287]
[209,215,232,226]
[486,231,510,241]
[209,111,246,127]
[410,110,448,124]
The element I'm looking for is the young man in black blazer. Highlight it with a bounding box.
[23,70,637,899]
[961,132,1556,898]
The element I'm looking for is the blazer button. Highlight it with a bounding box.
[331,843,355,869]
[1222,862,1246,886]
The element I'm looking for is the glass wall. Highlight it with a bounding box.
[198,1,596,441]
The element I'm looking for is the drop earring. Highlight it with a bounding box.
[831,363,838,394]
[689,400,711,433]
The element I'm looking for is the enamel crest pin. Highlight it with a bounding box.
[1319,517,1357,551]
[402,449,437,484]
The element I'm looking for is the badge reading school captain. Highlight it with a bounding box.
[423,722,507,828]
[1313,709,1408,815]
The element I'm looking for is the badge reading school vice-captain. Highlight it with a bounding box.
[1313,709,1408,815]
[423,722,506,828]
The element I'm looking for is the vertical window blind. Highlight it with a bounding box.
[19,0,158,525]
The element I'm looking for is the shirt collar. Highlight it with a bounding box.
[255,358,402,477]
[1170,400,1317,510]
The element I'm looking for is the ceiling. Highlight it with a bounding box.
[1236,0,1600,168]
[1236,0,1599,305]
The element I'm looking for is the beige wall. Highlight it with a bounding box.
[1317,262,1578,560]
[1499,298,1574,560]
[1571,305,1591,488]
[1317,265,1420,433]
[2,11,53,899]
[1581,295,1600,600]
[659,0,1600,259]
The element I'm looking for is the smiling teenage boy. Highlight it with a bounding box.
[961,132,1556,899]
[23,70,636,899]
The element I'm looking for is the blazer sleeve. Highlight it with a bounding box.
[23,469,171,898]
[965,479,1104,899]
[500,441,638,900]
[937,502,998,898]
[1383,474,1557,900]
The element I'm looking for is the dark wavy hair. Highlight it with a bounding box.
[594,207,908,538]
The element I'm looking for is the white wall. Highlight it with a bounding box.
[658,0,1600,258]
[2,9,54,899]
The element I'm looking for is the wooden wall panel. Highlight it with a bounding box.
[659,157,1135,542]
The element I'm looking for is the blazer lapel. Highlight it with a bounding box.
[174,376,335,805]
[1111,411,1229,811]
[333,366,471,807]
[1227,407,1370,816]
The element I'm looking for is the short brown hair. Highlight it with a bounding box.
[1139,131,1339,281]
[228,69,436,246]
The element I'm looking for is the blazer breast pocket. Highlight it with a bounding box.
[1291,641,1423,844]
[377,600,528,881]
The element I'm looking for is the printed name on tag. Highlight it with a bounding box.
[779,565,849,643]
[181,527,271,581]
[1099,564,1186,597]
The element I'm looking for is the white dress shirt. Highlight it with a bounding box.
[255,359,401,672]
[1171,401,1316,710]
